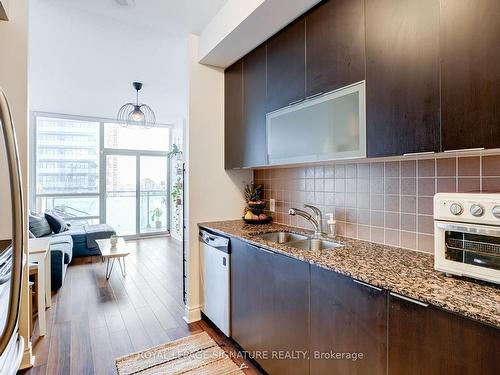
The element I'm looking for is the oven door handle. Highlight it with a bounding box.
[435,221,500,237]
[0,88,25,357]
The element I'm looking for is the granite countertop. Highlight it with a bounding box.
[199,220,500,329]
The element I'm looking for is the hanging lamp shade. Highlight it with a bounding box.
[117,82,156,128]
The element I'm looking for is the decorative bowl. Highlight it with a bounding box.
[242,216,273,225]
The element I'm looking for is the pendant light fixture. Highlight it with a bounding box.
[117,82,156,128]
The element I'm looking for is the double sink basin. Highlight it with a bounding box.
[251,231,344,251]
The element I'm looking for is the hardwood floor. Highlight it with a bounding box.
[22,237,261,375]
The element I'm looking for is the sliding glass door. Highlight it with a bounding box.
[104,152,169,237]
[105,154,137,236]
[140,156,168,234]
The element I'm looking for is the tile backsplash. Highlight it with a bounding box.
[254,153,500,253]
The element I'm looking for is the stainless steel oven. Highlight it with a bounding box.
[434,193,500,284]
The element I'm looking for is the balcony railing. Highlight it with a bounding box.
[35,190,168,231]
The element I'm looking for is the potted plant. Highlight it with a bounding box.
[171,176,183,206]
[151,208,163,229]
[167,144,182,159]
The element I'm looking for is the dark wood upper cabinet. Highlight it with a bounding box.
[242,44,267,167]
[224,60,243,169]
[389,294,500,375]
[266,18,306,112]
[305,0,365,97]
[365,0,440,157]
[310,266,387,375]
[440,0,500,151]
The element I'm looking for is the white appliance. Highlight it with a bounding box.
[434,193,500,284]
[199,229,230,336]
[0,88,25,374]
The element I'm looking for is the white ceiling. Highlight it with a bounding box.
[40,0,229,35]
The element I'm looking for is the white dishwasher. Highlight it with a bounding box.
[199,229,230,336]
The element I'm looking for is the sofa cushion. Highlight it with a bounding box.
[29,214,52,237]
[54,227,86,244]
[84,224,115,248]
[50,236,73,264]
[50,234,73,246]
[45,211,69,234]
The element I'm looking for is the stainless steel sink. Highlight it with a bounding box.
[286,238,344,251]
[252,231,308,244]
[251,231,343,250]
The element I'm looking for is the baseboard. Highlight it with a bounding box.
[183,304,202,323]
[19,339,33,370]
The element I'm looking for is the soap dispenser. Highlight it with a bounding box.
[326,213,336,238]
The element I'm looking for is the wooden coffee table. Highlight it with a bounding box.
[96,238,130,280]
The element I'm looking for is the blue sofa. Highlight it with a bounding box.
[48,235,73,290]
[29,214,115,290]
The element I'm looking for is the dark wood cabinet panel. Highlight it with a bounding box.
[224,60,243,169]
[389,294,500,375]
[365,0,440,157]
[242,44,267,167]
[230,239,309,375]
[441,0,500,151]
[266,18,306,112]
[265,253,309,375]
[230,237,259,351]
[230,238,274,360]
[310,266,387,375]
[305,0,365,97]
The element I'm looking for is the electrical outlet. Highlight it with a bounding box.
[269,198,276,212]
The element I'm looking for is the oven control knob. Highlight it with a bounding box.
[449,203,463,216]
[470,204,484,217]
[492,205,500,219]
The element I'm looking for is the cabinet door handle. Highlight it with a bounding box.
[403,151,435,156]
[305,92,323,100]
[444,147,485,153]
[249,244,274,255]
[288,98,304,106]
[390,292,429,307]
[353,279,383,291]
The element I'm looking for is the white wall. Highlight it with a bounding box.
[0,1,28,240]
[0,0,31,368]
[184,34,251,322]
[28,1,188,122]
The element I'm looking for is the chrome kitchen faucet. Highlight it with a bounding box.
[289,204,325,237]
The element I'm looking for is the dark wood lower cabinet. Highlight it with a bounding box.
[265,253,309,375]
[310,265,387,375]
[389,293,500,375]
[231,237,499,375]
[230,238,273,358]
[230,239,309,375]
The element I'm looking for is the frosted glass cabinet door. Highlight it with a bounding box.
[266,81,366,164]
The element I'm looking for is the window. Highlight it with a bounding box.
[35,116,99,194]
[32,113,173,236]
[104,122,170,151]
[34,116,100,224]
